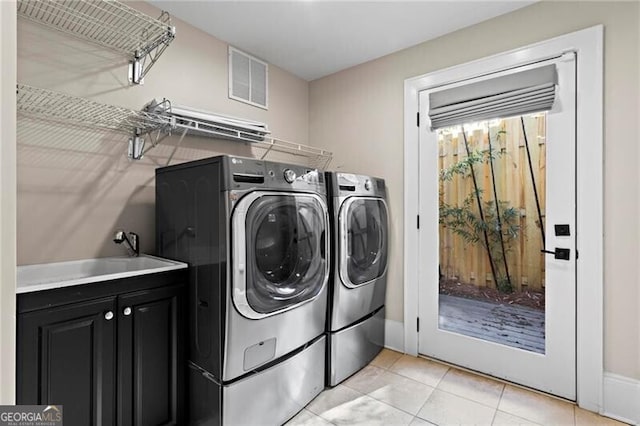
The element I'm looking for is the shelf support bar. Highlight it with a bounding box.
[128,12,176,85]
[164,126,190,166]
[128,129,145,160]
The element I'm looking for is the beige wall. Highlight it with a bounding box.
[0,0,17,405]
[14,0,640,382]
[16,1,310,265]
[309,1,640,379]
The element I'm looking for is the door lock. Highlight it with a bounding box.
[541,248,570,260]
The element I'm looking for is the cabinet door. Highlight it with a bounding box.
[118,285,184,426]
[17,297,117,426]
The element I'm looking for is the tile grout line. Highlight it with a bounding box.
[490,385,507,425]
[347,352,554,425]
[347,371,501,421]
[348,352,611,426]
[340,380,422,420]
[433,386,502,411]
[374,354,510,415]
[376,353,516,409]
[377,356,517,421]
[305,409,338,426]
[418,352,577,407]
[313,392,416,425]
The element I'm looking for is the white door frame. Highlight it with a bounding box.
[0,0,17,405]
[403,26,603,411]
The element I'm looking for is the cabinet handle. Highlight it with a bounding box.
[104,311,114,321]
[123,307,132,316]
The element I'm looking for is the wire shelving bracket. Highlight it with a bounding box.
[17,0,176,85]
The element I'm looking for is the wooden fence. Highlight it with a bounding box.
[438,115,546,292]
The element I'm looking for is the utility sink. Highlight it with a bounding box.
[17,255,188,294]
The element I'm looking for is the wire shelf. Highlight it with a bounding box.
[17,84,170,135]
[255,138,333,169]
[16,85,333,166]
[147,99,333,168]
[17,0,176,83]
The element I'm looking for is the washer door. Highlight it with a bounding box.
[339,197,389,288]
[232,191,329,319]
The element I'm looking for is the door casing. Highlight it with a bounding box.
[403,26,603,411]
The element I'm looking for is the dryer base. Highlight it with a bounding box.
[328,306,385,386]
[189,335,325,425]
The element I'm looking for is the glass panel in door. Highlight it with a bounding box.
[438,114,546,354]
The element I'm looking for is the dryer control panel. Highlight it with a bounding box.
[331,172,386,198]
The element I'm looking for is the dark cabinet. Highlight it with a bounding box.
[117,285,184,426]
[17,272,186,426]
[18,297,117,426]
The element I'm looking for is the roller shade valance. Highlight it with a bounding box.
[428,64,557,130]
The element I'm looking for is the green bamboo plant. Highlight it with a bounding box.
[439,146,520,293]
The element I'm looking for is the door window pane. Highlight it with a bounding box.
[438,114,546,354]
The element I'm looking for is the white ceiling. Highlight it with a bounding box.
[150,1,536,81]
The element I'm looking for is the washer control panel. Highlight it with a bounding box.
[258,160,325,192]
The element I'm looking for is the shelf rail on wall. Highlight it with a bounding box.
[16,85,333,168]
[145,99,333,169]
[17,0,176,84]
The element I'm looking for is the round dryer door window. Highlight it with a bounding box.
[235,193,329,317]
[341,198,389,287]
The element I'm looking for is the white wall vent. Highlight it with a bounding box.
[229,46,268,109]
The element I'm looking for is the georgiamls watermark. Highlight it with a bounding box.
[0,405,62,426]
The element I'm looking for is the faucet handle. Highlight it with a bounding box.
[128,232,140,256]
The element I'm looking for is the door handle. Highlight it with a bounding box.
[320,230,326,260]
[541,248,570,260]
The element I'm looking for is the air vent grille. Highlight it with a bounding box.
[229,47,268,109]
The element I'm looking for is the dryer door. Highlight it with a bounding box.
[339,197,389,288]
[232,191,329,319]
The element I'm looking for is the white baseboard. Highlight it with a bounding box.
[384,319,404,352]
[602,372,640,425]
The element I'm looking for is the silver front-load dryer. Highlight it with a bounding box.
[327,172,389,386]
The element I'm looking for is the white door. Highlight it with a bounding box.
[418,56,577,399]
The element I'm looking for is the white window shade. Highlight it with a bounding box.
[428,64,557,130]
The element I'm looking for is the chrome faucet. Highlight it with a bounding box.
[113,230,139,257]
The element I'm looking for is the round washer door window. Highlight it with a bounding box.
[341,198,388,287]
[243,194,328,314]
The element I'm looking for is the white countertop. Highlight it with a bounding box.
[17,255,188,294]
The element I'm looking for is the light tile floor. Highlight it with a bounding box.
[286,349,627,426]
